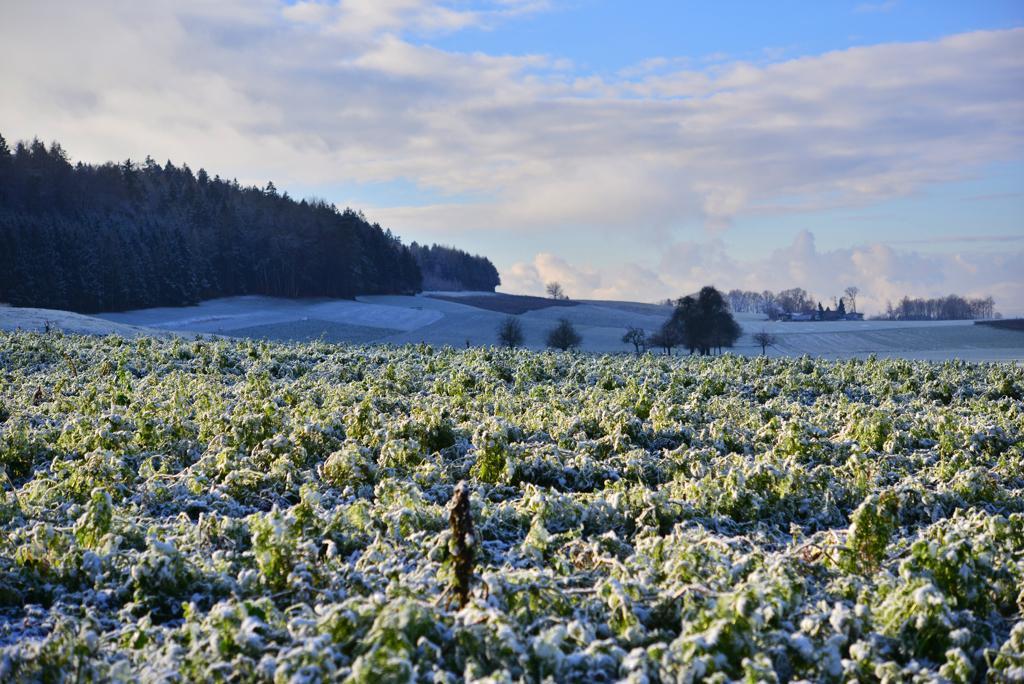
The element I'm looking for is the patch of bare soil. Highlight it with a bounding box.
[425,293,581,315]
[976,319,1024,332]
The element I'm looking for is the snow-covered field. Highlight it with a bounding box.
[734,313,1024,362]
[92,295,441,333]
[1,295,1021,361]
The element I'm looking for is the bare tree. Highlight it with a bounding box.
[648,319,683,354]
[545,317,583,350]
[752,329,777,356]
[844,286,859,313]
[621,326,646,356]
[775,288,798,314]
[496,315,525,348]
[545,281,565,300]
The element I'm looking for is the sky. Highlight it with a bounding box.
[2,0,1023,315]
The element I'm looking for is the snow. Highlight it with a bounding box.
[1,295,1021,360]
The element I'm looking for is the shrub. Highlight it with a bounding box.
[496,315,526,348]
[545,317,582,350]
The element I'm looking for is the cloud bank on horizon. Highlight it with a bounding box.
[2,0,1022,314]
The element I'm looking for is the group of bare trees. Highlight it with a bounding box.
[723,287,816,316]
[876,294,997,321]
[723,289,779,314]
[729,285,996,322]
[724,286,861,318]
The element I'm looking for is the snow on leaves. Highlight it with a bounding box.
[0,329,1021,682]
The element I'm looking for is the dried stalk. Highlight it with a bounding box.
[447,480,475,608]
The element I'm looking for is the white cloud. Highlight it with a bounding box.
[3,2,1020,230]
[282,1,335,24]
[502,254,601,299]
[282,0,548,35]
[331,0,480,35]
[1,1,1021,307]
[502,232,1024,317]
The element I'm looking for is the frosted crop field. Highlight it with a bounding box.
[0,329,1023,683]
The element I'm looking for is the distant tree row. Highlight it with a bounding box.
[724,286,860,317]
[0,135,497,313]
[723,289,781,314]
[725,285,998,321]
[410,243,500,292]
[874,294,997,321]
[723,287,822,316]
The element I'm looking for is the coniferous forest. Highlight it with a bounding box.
[409,243,502,293]
[0,135,500,313]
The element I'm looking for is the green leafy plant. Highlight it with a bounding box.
[0,329,1020,682]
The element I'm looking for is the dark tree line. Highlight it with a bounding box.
[0,135,497,313]
[409,243,500,292]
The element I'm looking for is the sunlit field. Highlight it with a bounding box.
[0,329,1022,682]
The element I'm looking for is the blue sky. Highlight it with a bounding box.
[3,0,1023,313]
[420,1,1023,72]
